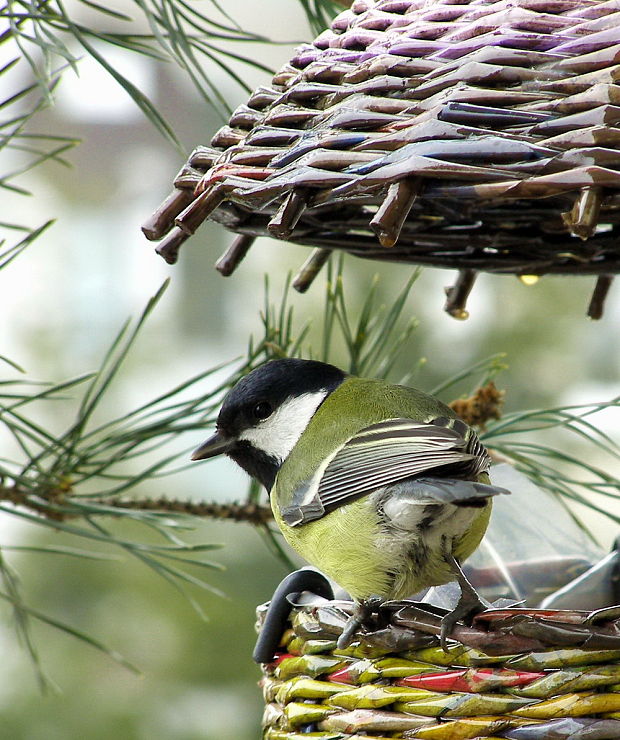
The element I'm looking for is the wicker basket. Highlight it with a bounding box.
[143,0,620,316]
[258,599,620,739]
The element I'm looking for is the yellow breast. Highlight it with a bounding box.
[272,496,492,601]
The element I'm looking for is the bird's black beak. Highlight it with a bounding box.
[191,430,233,461]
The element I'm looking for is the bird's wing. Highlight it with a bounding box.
[280,416,491,527]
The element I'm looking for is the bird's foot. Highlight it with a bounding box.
[440,551,490,652]
[337,596,384,649]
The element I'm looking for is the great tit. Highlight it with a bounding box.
[192,358,509,648]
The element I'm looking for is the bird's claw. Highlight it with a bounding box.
[439,592,488,651]
[440,550,490,652]
[337,596,384,649]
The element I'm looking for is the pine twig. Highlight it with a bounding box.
[89,497,273,525]
[0,484,273,525]
[0,482,69,522]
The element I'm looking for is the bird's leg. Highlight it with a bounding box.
[440,547,490,651]
[337,596,384,649]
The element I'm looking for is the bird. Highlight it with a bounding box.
[191,358,509,650]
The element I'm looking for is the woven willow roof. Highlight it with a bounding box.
[144,0,620,316]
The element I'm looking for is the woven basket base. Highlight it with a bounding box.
[258,600,620,739]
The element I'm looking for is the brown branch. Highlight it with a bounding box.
[90,497,274,525]
[0,483,68,521]
[0,483,274,524]
[0,484,274,525]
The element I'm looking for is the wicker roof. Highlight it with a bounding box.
[143,0,620,317]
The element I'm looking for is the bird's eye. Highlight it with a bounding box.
[252,401,273,421]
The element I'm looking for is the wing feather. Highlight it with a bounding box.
[280,417,490,526]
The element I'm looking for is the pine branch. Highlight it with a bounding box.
[0,481,272,525]
[0,481,71,522]
[2,0,341,141]
[86,497,274,525]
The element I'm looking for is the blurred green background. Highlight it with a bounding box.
[2,1,619,738]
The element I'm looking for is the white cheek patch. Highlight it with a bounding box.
[239,390,328,462]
